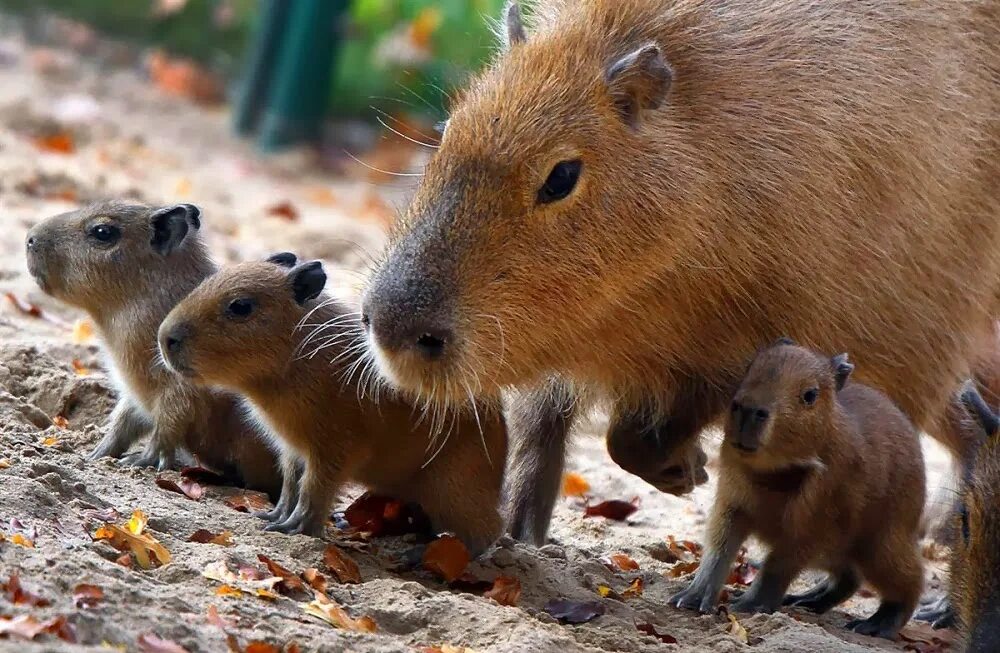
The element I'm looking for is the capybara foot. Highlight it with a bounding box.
[846,601,909,639]
[670,579,719,614]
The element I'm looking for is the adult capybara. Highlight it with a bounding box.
[360,0,1000,545]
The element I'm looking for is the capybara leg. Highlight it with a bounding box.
[505,378,575,546]
[266,460,338,537]
[914,594,955,629]
[671,507,749,613]
[784,568,860,614]
[89,398,151,460]
[731,548,804,614]
[853,539,922,639]
[257,448,301,523]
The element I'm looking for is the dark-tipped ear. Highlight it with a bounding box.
[960,381,1000,439]
[267,252,298,268]
[604,44,672,129]
[502,1,526,49]
[290,261,326,306]
[772,337,796,348]
[150,204,200,255]
[831,353,854,391]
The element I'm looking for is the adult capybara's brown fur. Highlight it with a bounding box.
[24,202,280,496]
[671,341,925,640]
[159,256,507,552]
[361,0,1000,544]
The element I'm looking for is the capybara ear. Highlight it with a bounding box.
[150,204,200,255]
[772,337,796,348]
[289,261,327,305]
[503,1,526,48]
[830,353,854,391]
[604,43,673,128]
[960,381,1000,440]
[267,252,298,268]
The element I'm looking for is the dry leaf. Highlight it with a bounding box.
[3,574,50,606]
[146,50,223,105]
[543,599,606,624]
[562,472,590,497]
[187,529,232,546]
[50,418,68,431]
[423,536,470,583]
[215,585,243,598]
[73,583,104,609]
[900,622,955,653]
[0,615,76,642]
[71,359,89,376]
[666,560,700,578]
[727,613,749,644]
[137,633,191,653]
[245,643,281,653]
[155,475,204,500]
[0,459,10,469]
[71,319,94,344]
[206,604,235,629]
[303,591,377,632]
[127,510,148,535]
[636,622,678,644]
[323,545,361,584]
[223,491,270,513]
[608,554,639,572]
[483,576,521,607]
[725,549,758,586]
[302,568,327,593]
[622,577,644,598]
[584,497,639,521]
[93,512,170,569]
[255,588,279,600]
[266,201,299,221]
[11,533,34,548]
[33,131,75,154]
[258,555,306,595]
[343,492,431,536]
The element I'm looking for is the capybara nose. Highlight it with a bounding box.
[160,323,192,362]
[25,236,35,251]
[362,275,453,361]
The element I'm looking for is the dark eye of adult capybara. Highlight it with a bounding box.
[537,160,583,204]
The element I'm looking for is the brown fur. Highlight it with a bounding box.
[360,0,1000,544]
[671,343,924,640]
[158,258,506,552]
[24,202,280,495]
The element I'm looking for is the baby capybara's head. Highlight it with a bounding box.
[953,385,1000,651]
[361,2,694,402]
[158,254,327,389]
[25,202,204,313]
[725,339,853,465]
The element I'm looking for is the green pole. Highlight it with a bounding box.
[232,0,292,136]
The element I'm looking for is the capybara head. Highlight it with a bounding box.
[725,339,853,464]
[158,254,327,388]
[361,1,691,402]
[954,385,1000,650]
[25,202,204,313]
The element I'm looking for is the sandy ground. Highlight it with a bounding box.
[0,26,958,653]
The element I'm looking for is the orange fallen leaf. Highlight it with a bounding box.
[608,553,639,572]
[584,497,639,521]
[666,560,700,578]
[187,529,232,546]
[483,576,521,607]
[255,588,279,600]
[562,472,590,497]
[622,577,644,598]
[725,549,758,586]
[3,574,50,606]
[266,201,299,221]
[71,359,89,376]
[33,131,75,154]
[215,584,243,598]
[223,491,270,513]
[343,492,430,536]
[303,591,376,632]
[258,555,306,595]
[72,583,104,609]
[323,545,361,584]
[137,633,191,653]
[636,622,678,644]
[126,510,148,535]
[93,511,170,569]
[244,643,281,653]
[0,614,75,642]
[0,459,10,469]
[41,435,60,445]
[302,568,327,593]
[727,613,749,644]
[71,319,94,343]
[11,533,34,548]
[422,535,470,583]
[50,417,68,430]
[146,50,223,105]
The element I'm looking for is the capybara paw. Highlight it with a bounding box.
[914,595,955,629]
[254,507,283,523]
[670,583,718,613]
[846,617,899,640]
[731,594,779,614]
[121,450,159,468]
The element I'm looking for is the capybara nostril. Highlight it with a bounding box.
[26,236,35,251]
[161,323,192,361]
[415,331,448,360]
[754,408,770,422]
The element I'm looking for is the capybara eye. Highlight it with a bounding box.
[537,159,583,204]
[801,388,819,406]
[88,223,121,245]
[226,297,256,320]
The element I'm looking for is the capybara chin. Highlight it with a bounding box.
[359,0,1000,544]
[671,340,925,640]
[158,255,507,553]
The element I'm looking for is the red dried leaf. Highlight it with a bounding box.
[584,497,639,521]
[543,599,606,624]
[258,555,306,595]
[343,492,431,536]
[33,131,75,154]
[223,491,270,513]
[0,615,76,642]
[187,529,233,546]
[562,472,590,497]
[245,643,281,653]
[72,583,104,609]
[622,577,644,598]
[637,622,678,644]
[323,545,361,584]
[666,560,701,578]
[138,633,191,653]
[155,474,204,500]
[3,574,50,607]
[483,576,521,607]
[266,201,299,221]
[302,568,327,593]
[725,549,758,586]
[422,536,470,583]
[608,554,639,572]
[900,623,955,653]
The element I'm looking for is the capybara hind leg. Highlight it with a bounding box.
[731,548,805,614]
[266,461,339,537]
[505,378,575,546]
[853,541,922,639]
[784,568,860,614]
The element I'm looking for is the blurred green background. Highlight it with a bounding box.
[0,0,504,119]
